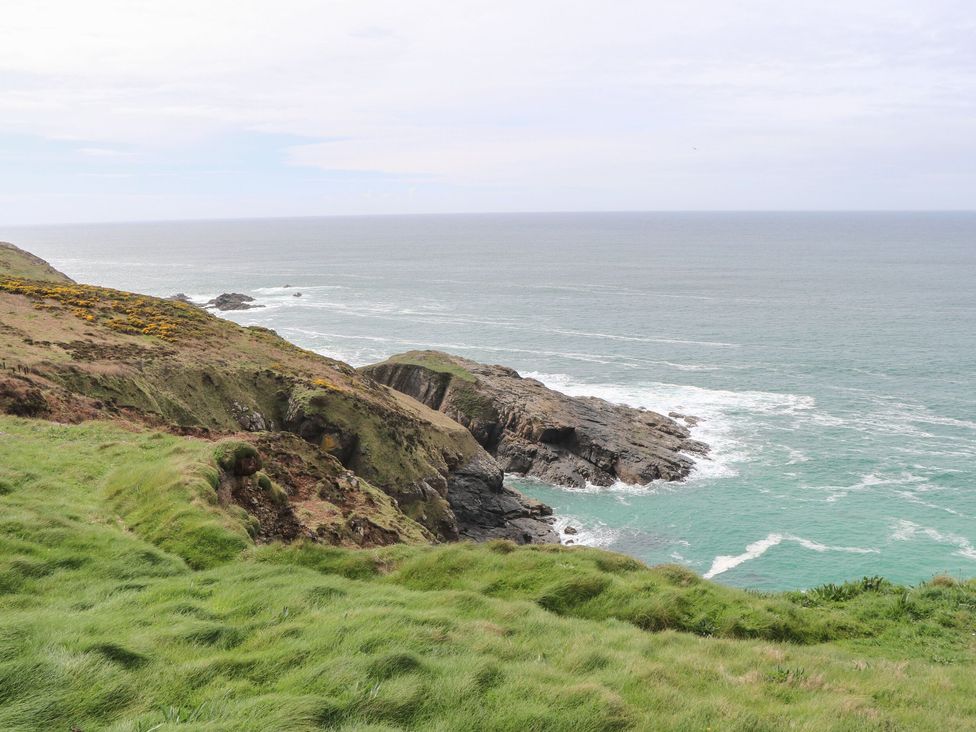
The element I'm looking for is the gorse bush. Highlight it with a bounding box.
[0,277,210,341]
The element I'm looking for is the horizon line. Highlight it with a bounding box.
[4,208,976,229]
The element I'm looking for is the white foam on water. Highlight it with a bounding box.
[894,491,967,518]
[703,533,880,580]
[183,293,218,303]
[254,285,348,294]
[816,472,927,503]
[521,371,814,483]
[548,328,741,348]
[783,446,810,465]
[551,514,620,548]
[889,520,976,560]
[282,328,395,344]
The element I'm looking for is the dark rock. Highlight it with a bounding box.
[279,384,554,544]
[446,452,558,544]
[363,351,710,488]
[669,411,701,427]
[564,525,579,535]
[205,293,264,311]
[293,292,302,297]
[231,400,269,431]
[168,293,194,305]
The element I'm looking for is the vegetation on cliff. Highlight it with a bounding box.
[1,414,975,731]
[2,244,975,730]
[0,242,548,544]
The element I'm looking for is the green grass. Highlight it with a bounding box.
[1,415,975,731]
[385,351,477,382]
[0,242,73,283]
[449,383,498,421]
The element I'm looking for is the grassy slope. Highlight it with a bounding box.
[382,351,478,382]
[0,244,488,540]
[1,415,975,731]
[0,242,74,283]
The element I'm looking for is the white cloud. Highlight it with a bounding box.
[0,0,974,218]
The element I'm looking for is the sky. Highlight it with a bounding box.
[1,0,974,225]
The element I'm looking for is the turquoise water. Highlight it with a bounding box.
[7,212,975,590]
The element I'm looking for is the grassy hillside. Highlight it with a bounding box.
[0,243,515,543]
[0,242,74,283]
[2,414,975,731]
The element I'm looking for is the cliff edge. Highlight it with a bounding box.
[363,350,709,488]
[0,243,556,546]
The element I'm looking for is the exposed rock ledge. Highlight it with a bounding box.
[362,351,709,488]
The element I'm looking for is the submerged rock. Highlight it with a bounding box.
[205,293,264,311]
[363,351,709,489]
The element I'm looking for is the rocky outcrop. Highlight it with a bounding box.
[363,351,709,488]
[1,245,556,547]
[205,293,263,311]
[446,451,557,543]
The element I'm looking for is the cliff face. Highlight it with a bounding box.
[363,351,709,488]
[0,244,556,546]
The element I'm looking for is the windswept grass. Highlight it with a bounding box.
[1,415,975,731]
[384,351,478,382]
[104,447,252,570]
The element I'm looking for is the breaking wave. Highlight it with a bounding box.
[703,533,880,580]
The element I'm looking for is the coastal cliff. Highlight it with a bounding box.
[0,242,554,545]
[2,242,975,731]
[363,350,708,487]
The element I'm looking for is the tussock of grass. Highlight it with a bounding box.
[1,415,975,731]
[105,450,251,570]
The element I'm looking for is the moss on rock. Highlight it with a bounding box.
[215,441,262,476]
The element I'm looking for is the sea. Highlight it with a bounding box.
[6,212,975,590]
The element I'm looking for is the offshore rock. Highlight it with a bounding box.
[205,293,264,311]
[363,351,709,488]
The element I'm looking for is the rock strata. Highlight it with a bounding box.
[363,351,709,488]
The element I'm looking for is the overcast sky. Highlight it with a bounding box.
[1,1,974,224]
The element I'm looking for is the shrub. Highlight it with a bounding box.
[214,441,262,476]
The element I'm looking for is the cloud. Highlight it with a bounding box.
[0,1,974,221]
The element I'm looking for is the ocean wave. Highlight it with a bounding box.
[703,533,880,579]
[894,491,967,518]
[813,472,928,503]
[889,520,976,560]
[521,371,814,483]
[254,285,349,293]
[281,328,395,344]
[547,328,741,348]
